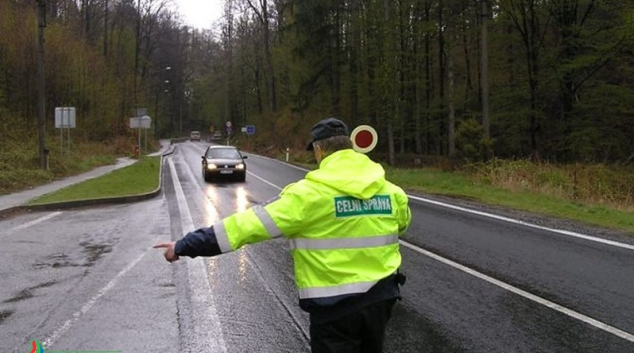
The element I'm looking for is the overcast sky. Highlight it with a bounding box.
[173,0,225,29]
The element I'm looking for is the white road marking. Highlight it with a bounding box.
[246,153,308,171]
[168,157,228,353]
[42,250,147,348]
[4,212,62,234]
[401,240,634,342]
[407,195,634,251]
[247,171,285,190]
[246,170,634,342]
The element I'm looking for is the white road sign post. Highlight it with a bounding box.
[226,121,232,145]
[130,116,152,158]
[55,107,76,155]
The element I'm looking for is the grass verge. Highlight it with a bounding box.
[386,167,634,235]
[28,156,161,205]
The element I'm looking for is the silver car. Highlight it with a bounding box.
[201,145,247,182]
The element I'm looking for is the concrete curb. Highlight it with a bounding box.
[0,145,176,219]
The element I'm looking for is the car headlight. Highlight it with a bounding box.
[207,163,217,170]
[236,163,245,170]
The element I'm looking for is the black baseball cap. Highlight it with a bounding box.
[306,118,349,151]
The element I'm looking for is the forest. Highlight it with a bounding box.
[1,0,634,166]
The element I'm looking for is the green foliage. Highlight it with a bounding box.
[380,162,634,233]
[471,159,634,209]
[455,117,493,162]
[3,0,634,174]
[29,156,160,205]
[0,117,142,195]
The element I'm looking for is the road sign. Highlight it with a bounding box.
[136,108,148,117]
[246,125,255,135]
[55,107,76,128]
[350,125,378,153]
[130,116,152,129]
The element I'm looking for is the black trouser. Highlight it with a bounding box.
[309,299,397,353]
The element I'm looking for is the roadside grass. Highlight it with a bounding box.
[386,167,634,235]
[28,156,161,205]
[0,128,143,195]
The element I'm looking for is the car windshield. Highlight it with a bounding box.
[207,148,241,159]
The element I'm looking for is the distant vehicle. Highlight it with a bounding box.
[190,131,201,141]
[211,131,223,140]
[202,145,247,182]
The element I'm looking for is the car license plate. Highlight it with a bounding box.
[220,170,233,174]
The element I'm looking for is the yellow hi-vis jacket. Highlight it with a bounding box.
[176,149,411,308]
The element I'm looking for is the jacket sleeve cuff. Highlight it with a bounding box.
[174,226,222,258]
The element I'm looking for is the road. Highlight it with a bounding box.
[1,141,633,352]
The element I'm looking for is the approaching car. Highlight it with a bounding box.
[201,145,247,182]
[190,131,201,141]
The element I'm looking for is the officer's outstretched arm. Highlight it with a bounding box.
[174,227,222,258]
[174,198,289,258]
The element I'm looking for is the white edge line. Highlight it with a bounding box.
[400,240,634,343]
[407,195,634,251]
[7,211,63,233]
[42,251,147,348]
[168,157,228,353]
[245,153,309,172]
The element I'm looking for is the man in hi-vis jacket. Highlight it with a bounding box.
[154,117,411,353]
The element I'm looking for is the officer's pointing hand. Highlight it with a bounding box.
[153,241,179,263]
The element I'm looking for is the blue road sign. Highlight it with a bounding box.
[246,125,255,135]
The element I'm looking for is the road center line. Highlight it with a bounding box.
[168,157,228,353]
[400,240,634,342]
[247,171,284,190]
[248,170,634,342]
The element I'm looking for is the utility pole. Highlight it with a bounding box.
[481,0,490,142]
[36,0,48,169]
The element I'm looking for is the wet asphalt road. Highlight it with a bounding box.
[1,141,633,352]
